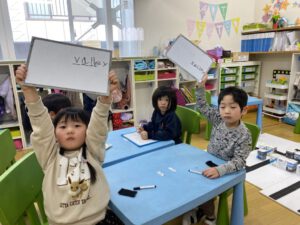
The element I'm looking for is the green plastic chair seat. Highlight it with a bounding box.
[175,105,201,144]
[0,151,48,225]
[0,129,16,175]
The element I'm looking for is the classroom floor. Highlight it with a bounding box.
[15,111,300,225]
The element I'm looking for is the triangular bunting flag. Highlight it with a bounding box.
[219,3,228,20]
[199,1,209,20]
[187,19,196,37]
[196,20,206,39]
[206,22,214,38]
[215,22,224,39]
[223,20,231,36]
[232,18,240,34]
[209,4,218,21]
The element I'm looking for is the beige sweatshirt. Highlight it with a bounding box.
[27,97,110,225]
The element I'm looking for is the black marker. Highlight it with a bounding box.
[133,185,157,190]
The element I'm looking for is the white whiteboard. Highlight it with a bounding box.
[26,37,112,95]
[166,34,213,81]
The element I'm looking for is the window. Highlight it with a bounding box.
[5,0,135,59]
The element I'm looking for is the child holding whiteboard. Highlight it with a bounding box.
[15,64,123,225]
[138,86,182,144]
[195,74,252,225]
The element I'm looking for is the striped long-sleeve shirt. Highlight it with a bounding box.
[195,87,251,176]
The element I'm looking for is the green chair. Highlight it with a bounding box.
[0,129,16,175]
[191,89,212,140]
[175,105,201,144]
[294,115,300,134]
[0,151,47,225]
[216,122,260,225]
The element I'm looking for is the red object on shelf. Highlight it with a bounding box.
[13,139,23,150]
[158,72,176,79]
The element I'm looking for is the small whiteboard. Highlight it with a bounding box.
[26,37,112,95]
[122,132,158,147]
[166,34,213,81]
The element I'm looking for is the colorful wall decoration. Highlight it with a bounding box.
[186,1,240,40]
[262,0,300,23]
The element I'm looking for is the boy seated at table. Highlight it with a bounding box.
[194,74,252,225]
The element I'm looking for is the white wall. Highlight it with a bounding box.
[135,0,255,56]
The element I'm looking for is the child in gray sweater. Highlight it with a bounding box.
[195,74,252,225]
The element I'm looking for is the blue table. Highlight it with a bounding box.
[104,143,245,225]
[103,127,174,167]
[211,95,263,129]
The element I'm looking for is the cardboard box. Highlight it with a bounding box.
[232,52,249,62]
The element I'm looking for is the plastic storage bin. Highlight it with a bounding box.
[221,67,238,74]
[220,82,236,89]
[220,75,236,82]
[242,73,256,80]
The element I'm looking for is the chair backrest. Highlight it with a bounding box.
[244,122,260,150]
[0,152,47,225]
[0,129,16,174]
[175,105,201,144]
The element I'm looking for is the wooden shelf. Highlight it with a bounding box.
[248,51,300,55]
[241,26,300,35]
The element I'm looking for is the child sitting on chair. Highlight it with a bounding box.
[195,74,252,225]
[15,64,124,225]
[138,86,182,144]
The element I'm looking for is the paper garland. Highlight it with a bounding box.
[187,1,240,39]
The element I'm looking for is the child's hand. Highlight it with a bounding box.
[100,70,119,104]
[202,167,220,179]
[197,73,208,88]
[137,126,144,133]
[140,131,148,140]
[15,64,39,102]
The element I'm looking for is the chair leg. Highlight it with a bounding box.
[217,192,230,225]
[243,183,248,216]
[204,121,212,140]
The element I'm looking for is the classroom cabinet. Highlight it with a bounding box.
[0,61,26,150]
[218,61,261,97]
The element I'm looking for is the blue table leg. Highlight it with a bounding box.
[256,102,263,129]
[230,182,244,225]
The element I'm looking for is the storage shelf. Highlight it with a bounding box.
[111,108,134,113]
[0,121,20,129]
[265,83,288,89]
[264,93,288,100]
[263,106,286,115]
[157,68,177,71]
[241,26,300,35]
[158,78,177,81]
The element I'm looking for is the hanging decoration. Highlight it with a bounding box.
[196,21,206,39]
[219,3,228,20]
[187,19,196,37]
[209,4,218,21]
[199,2,209,20]
[186,1,240,39]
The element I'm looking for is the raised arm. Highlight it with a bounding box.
[15,64,56,170]
[86,70,119,163]
[195,74,222,124]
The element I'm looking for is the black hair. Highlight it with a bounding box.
[42,93,71,114]
[152,86,177,112]
[53,107,97,184]
[218,86,248,111]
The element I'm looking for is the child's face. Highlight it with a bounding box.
[219,95,247,128]
[55,118,87,151]
[158,96,170,115]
